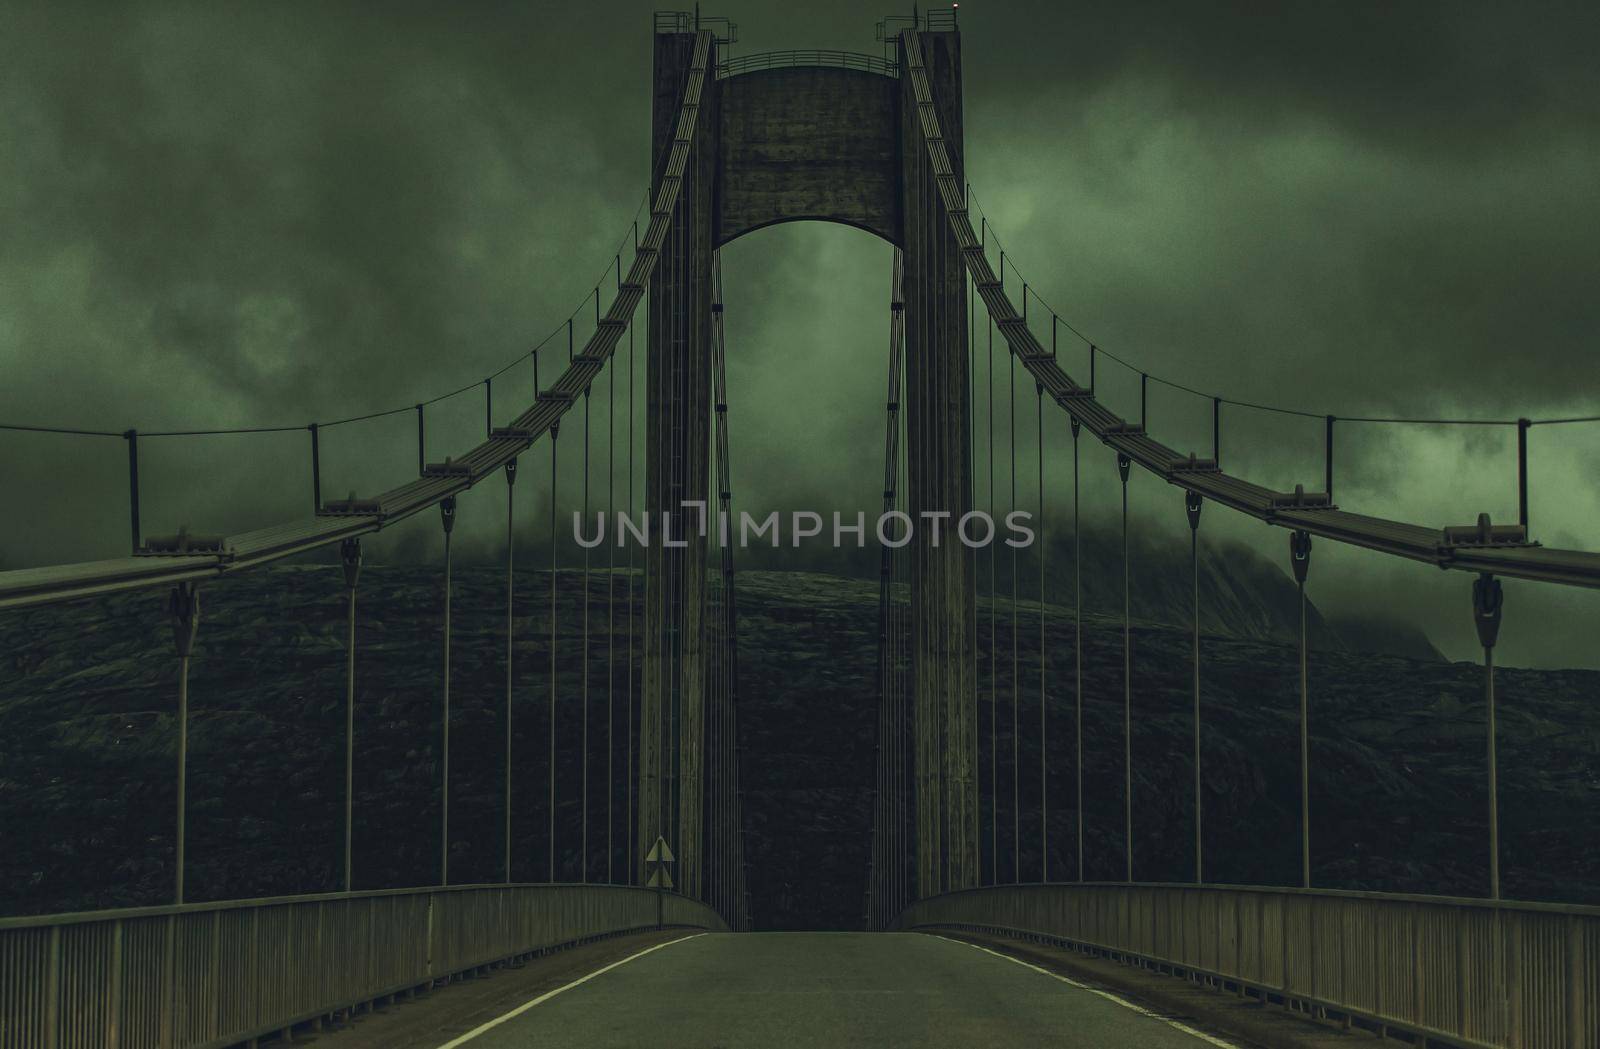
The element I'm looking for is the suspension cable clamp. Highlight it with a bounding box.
[711,302,724,313]
[886,401,898,412]
[595,317,628,330]
[1472,572,1504,650]
[1289,530,1312,583]
[1442,513,1531,548]
[537,389,577,403]
[1105,422,1146,437]
[423,458,472,477]
[572,353,609,367]
[440,495,457,535]
[715,403,728,413]
[489,427,536,440]
[320,492,383,516]
[1169,454,1219,474]
[138,526,230,557]
[340,537,362,591]
[1268,484,1332,510]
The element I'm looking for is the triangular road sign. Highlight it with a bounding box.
[647,867,675,889]
[645,836,675,866]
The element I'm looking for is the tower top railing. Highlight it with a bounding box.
[717,50,897,79]
[877,6,958,42]
[655,10,739,42]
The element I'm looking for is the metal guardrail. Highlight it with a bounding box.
[0,883,722,1049]
[717,50,896,78]
[899,883,1599,1049]
[877,8,957,41]
[655,10,737,42]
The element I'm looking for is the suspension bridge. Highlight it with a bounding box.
[2,10,1599,1049]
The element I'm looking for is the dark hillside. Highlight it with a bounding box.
[0,563,1592,928]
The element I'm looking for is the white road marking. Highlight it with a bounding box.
[928,934,1244,1049]
[432,933,706,1048]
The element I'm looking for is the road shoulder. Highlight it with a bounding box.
[927,928,1380,1049]
[280,928,696,1049]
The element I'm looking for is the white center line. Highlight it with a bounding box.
[432,932,706,1049]
[929,934,1244,1049]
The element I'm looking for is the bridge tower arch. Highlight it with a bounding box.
[643,20,976,902]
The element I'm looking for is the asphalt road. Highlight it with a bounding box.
[438,931,1234,1049]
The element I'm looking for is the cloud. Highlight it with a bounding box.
[0,0,1593,669]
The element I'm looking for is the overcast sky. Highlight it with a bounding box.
[0,0,1595,667]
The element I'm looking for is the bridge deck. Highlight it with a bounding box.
[435,932,1226,1049]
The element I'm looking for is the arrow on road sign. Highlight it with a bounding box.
[645,836,675,867]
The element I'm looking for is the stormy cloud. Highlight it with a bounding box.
[0,0,1595,667]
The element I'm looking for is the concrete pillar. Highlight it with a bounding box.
[642,30,717,899]
[899,29,976,897]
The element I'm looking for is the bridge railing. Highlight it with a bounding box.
[899,883,1598,1049]
[0,882,722,1049]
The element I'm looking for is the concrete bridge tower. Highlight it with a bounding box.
[641,16,976,900]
